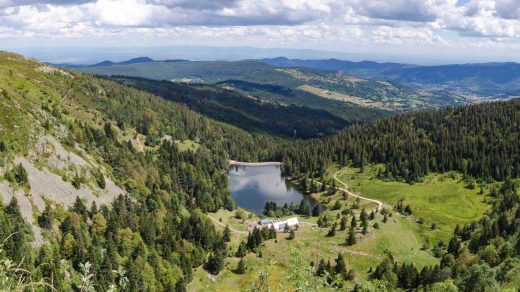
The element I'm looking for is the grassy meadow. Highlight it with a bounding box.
[190,194,438,291]
[329,164,490,242]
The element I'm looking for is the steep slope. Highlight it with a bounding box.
[0,52,280,290]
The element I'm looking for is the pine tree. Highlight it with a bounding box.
[327,222,337,237]
[360,208,368,222]
[340,216,348,231]
[312,205,321,217]
[223,225,231,242]
[335,253,349,279]
[347,227,356,246]
[362,221,368,235]
[236,241,247,257]
[236,258,246,274]
[38,204,53,229]
[72,196,88,219]
[205,252,224,275]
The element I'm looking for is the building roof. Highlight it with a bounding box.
[286,217,299,226]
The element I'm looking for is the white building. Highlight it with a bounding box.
[262,217,299,231]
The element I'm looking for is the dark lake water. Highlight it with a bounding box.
[228,164,317,212]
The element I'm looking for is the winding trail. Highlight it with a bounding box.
[332,170,384,212]
[309,169,384,213]
[207,215,248,235]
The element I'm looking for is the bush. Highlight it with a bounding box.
[287,229,295,240]
[235,209,246,220]
[5,163,29,187]
[91,169,106,189]
[72,175,86,189]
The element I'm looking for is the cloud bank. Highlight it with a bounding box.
[1,0,520,62]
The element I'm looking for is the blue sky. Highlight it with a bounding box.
[1,0,520,63]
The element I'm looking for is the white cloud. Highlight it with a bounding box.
[0,0,519,61]
[495,0,520,19]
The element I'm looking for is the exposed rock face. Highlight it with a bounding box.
[0,136,125,246]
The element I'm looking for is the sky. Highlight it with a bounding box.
[1,0,520,64]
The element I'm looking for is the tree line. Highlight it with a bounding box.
[280,100,520,183]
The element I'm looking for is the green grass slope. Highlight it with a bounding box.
[331,165,490,242]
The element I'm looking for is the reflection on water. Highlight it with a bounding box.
[228,165,317,212]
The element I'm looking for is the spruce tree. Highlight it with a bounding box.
[236,258,246,274]
[223,225,231,242]
[340,216,348,231]
[335,253,349,279]
[347,227,356,246]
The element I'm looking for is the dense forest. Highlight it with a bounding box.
[107,76,352,139]
[280,100,520,183]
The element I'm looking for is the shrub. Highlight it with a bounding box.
[5,163,29,187]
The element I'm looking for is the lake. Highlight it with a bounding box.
[228,164,317,212]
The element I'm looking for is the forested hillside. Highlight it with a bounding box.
[0,52,277,291]
[280,100,520,183]
[109,76,354,139]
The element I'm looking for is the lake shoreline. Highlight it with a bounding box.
[229,160,282,166]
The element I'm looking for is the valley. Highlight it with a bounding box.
[0,51,519,291]
[3,0,520,291]
[189,160,493,290]
[67,57,465,114]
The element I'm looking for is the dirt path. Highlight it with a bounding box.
[309,170,384,213]
[207,215,248,235]
[332,170,384,212]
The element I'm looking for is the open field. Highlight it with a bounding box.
[190,197,437,291]
[329,164,490,242]
[297,84,389,109]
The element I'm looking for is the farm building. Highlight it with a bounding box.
[259,217,299,231]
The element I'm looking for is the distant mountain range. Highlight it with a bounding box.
[57,57,465,112]
[56,56,520,114]
[258,57,416,79]
[259,57,520,97]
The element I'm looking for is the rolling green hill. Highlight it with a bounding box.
[70,59,463,111]
[260,57,520,99]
